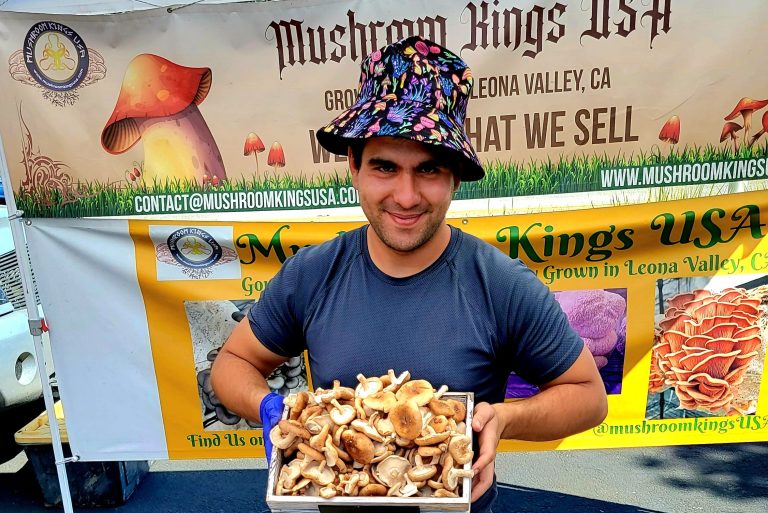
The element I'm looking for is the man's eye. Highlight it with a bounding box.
[420,166,441,174]
[375,165,395,173]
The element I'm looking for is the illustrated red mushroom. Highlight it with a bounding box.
[749,111,768,147]
[267,141,286,173]
[658,115,680,157]
[720,122,743,153]
[101,54,227,185]
[724,97,768,144]
[243,132,265,173]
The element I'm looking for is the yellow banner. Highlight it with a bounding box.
[129,190,768,458]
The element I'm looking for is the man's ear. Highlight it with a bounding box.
[348,146,359,188]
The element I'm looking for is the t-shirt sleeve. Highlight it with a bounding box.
[246,255,306,358]
[505,265,584,385]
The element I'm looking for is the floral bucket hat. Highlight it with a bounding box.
[316,35,484,181]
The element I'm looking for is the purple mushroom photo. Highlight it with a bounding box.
[506,288,628,398]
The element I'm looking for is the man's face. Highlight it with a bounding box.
[349,137,460,254]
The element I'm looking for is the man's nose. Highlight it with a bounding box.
[392,171,420,209]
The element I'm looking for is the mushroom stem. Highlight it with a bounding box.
[741,111,753,146]
[138,103,227,185]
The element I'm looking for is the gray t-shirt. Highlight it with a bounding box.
[248,225,583,405]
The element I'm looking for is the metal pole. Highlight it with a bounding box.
[0,134,76,513]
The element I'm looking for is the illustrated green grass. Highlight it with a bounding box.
[14,142,768,218]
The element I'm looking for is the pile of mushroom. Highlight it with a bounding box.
[270,371,474,499]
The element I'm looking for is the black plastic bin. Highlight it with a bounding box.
[15,402,149,507]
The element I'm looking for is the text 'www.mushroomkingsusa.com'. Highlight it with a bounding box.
[600,157,768,189]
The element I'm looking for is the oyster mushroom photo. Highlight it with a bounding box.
[646,279,768,418]
[101,53,227,186]
[506,288,627,398]
[186,299,307,430]
[266,371,475,504]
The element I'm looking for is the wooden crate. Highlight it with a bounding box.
[267,392,474,513]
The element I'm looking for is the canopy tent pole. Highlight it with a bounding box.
[0,134,76,513]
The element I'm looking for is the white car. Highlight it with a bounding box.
[0,203,52,411]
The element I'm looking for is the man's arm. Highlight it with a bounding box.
[210,318,289,422]
[494,344,608,440]
[470,345,607,502]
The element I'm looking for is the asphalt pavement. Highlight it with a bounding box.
[1,442,766,513]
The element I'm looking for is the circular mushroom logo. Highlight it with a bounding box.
[167,228,222,269]
[23,21,89,91]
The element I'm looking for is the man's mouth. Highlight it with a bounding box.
[387,211,423,227]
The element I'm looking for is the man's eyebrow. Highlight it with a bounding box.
[366,157,398,168]
[416,158,449,170]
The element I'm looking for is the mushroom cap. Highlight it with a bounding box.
[428,398,455,417]
[415,430,450,446]
[446,399,467,422]
[658,115,680,144]
[373,455,411,487]
[301,460,336,486]
[341,429,375,464]
[267,141,286,167]
[363,390,397,412]
[389,400,423,440]
[724,97,768,120]
[448,434,473,465]
[101,53,212,154]
[244,132,265,155]
[359,483,388,496]
[720,122,743,142]
[761,111,768,132]
[395,379,434,406]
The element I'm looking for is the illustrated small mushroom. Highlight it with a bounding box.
[267,141,286,174]
[101,54,227,185]
[720,122,743,153]
[749,111,768,147]
[724,97,768,144]
[243,132,265,173]
[658,115,680,157]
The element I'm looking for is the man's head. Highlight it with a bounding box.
[348,136,459,254]
[316,36,482,182]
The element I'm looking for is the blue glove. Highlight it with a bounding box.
[260,392,285,463]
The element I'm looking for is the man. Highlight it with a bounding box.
[211,35,607,511]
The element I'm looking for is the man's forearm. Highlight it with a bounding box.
[210,350,273,422]
[493,381,607,441]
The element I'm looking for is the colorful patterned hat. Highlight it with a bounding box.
[317,36,483,181]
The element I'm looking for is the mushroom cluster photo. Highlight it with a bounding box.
[269,371,474,500]
[647,279,768,419]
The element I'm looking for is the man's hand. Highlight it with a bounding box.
[470,402,502,502]
[259,392,285,463]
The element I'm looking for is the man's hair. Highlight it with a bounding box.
[349,139,465,178]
